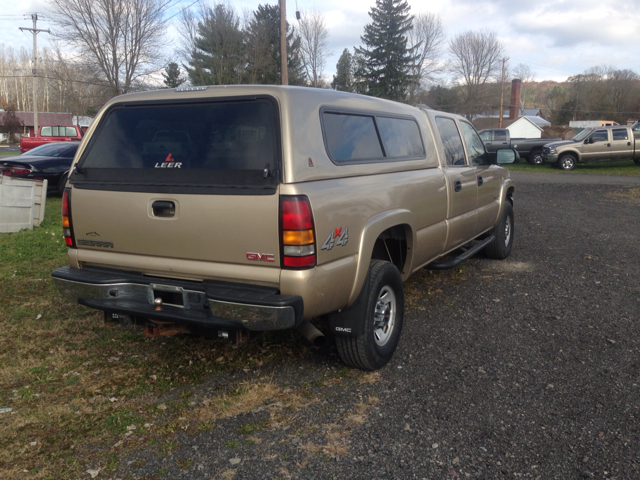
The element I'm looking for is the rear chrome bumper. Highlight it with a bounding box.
[51,266,302,331]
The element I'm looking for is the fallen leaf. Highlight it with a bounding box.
[86,467,102,478]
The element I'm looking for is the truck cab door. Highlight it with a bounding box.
[609,128,633,160]
[434,116,478,250]
[458,121,501,234]
[582,129,610,161]
[479,130,496,152]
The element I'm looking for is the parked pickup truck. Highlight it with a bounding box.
[543,125,640,170]
[51,86,517,370]
[478,128,561,165]
[20,125,82,153]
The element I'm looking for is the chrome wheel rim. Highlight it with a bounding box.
[562,158,574,169]
[373,286,396,347]
[504,215,512,247]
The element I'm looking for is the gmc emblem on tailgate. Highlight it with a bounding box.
[78,239,114,248]
[247,252,275,262]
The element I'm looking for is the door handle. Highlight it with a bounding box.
[454,180,462,192]
[607,143,611,147]
[477,175,483,186]
[628,142,631,146]
[152,200,175,217]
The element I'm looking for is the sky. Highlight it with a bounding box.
[1,0,639,85]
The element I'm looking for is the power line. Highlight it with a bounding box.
[0,75,111,88]
[163,0,203,23]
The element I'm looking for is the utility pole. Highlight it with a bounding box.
[279,0,288,85]
[19,13,49,136]
[498,58,506,128]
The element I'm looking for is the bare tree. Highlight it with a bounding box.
[406,12,445,103]
[448,29,505,118]
[48,0,167,96]
[297,10,330,88]
[510,63,536,110]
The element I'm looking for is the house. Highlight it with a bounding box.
[543,126,579,140]
[0,111,74,137]
[569,120,618,128]
[473,115,551,139]
[506,116,551,139]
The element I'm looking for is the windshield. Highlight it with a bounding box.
[24,143,79,157]
[572,130,592,142]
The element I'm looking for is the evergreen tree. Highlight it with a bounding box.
[186,4,243,86]
[331,49,354,92]
[162,62,185,88]
[355,0,416,101]
[0,103,23,144]
[243,4,305,86]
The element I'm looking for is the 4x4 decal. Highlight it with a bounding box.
[321,227,349,251]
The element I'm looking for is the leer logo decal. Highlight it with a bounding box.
[154,153,182,169]
[321,227,349,251]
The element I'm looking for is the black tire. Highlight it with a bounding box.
[527,149,544,165]
[558,154,577,171]
[484,201,514,260]
[634,158,640,165]
[57,172,69,196]
[335,260,404,371]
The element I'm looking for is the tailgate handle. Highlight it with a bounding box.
[152,201,175,217]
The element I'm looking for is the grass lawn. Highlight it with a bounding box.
[0,200,322,478]
[0,193,468,479]
[3,156,632,478]
[506,158,640,176]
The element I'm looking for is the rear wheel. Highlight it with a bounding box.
[558,154,577,171]
[335,260,404,370]
[634,158,640,165]
[527,149,544,165]
[484,201,514,260]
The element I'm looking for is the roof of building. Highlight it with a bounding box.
[476,107,545,119]
[473,115,548,131]
[0,111,73,126]
[524,115,551,126]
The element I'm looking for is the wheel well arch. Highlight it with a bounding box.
[347,212,415,306]
[559,150,579,160]
[371,224,410,274]
[506,186,514,206]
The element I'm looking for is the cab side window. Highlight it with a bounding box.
[494,130,507,141]
[590,130,608,143]
[612,129,628,141]
[435,117,466,166]
[479,131,491,142]
[459,121,489,166]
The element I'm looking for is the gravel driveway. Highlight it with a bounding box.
[119,174,640,480]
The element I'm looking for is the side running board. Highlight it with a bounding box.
[427,235,495,270]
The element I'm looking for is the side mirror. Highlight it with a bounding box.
[585,137,592,144]
[495,148,518,164]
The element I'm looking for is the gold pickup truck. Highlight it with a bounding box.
[543,124,640,170]
[51,86,516,370]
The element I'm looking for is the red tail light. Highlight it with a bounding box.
[1,167,31,176]
[61,189,76,248]
[281,196,316,269]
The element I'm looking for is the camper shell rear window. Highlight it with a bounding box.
[71,96,281,195]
